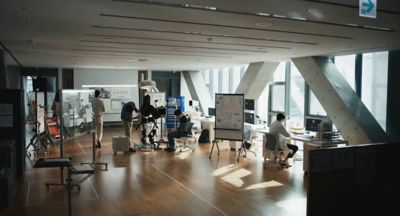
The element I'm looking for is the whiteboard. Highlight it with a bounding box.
[214,94,244,141]
[147,92,166,107]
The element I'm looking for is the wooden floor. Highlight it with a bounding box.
[2,126,308,216]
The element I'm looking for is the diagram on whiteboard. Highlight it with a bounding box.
[215,94,244,130]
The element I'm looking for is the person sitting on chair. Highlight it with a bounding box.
[269,113,298,167]
[166,109,190,152]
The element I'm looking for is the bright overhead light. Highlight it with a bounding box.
[256,12,270,16]
[138,80,156,90]
[82,84,137,88]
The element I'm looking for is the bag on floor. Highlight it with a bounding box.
[198,129,209,144]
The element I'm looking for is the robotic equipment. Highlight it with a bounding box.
[136,94,162,150]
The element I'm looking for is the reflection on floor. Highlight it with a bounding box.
[3,127,307,216]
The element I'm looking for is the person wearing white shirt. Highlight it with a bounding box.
[93,90,105,148]
[269,113,298,166]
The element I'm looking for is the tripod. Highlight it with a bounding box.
[26,121,54,157]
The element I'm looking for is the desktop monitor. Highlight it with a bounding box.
[305,117,323,132]
[245,112,255,124]
[245,99,255,111]
[208,107,216,116]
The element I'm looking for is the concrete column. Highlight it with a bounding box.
[0,50,6,89]
[182,71,213,115]
[292,56,388,144]
[235,61,279,99]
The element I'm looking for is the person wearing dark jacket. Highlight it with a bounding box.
[166,109,190,152]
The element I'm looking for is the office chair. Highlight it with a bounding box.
[175,122,195,152]
[264,133,284,166]
[243,123,257,156]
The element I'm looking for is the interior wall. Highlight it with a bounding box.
[6,66,20,89]
[74,68,138,88]
[73,68,139,122]
[386,50,400,142]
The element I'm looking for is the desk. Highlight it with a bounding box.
[200,117,215,142]
[253,128,348,171]
[303,139,348,173]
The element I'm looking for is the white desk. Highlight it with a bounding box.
[254,128,348,171]
[200,117,215,142]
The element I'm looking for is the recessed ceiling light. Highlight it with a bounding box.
[256,12,270,16]
[255,22,272,27]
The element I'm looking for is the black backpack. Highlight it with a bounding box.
[198,129,210,144]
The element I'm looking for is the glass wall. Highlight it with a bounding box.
[200,65,248,104]
[268,62,287,123]
[335,54,356,90]
[362,51,388,130]
[196,50,388,131]
[308,91,327,116]
[289,63,305,128]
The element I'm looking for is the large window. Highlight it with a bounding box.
[219,68,230,93]
[289,63,305,128]
[335,54,356,90]
[273,62,286,82]
[201,65,248,104]
[268,62,287,123]
[362,51,388,130]
[308,91,327,116]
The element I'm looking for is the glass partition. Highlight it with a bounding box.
[61,90,94,139]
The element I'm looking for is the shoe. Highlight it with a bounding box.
[97,141,101,148]
[129,147,136,153]
[230,147,241,151]
[279,161,291,168]
[165,147,176,152]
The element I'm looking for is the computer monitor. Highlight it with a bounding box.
[245,112,255,124]
[208,107,216,116]
[305,117,323,132]
[245,99,255,111]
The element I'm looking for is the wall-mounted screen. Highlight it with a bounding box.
[244,112,255,124]
[208,107,216,116]
[245,99,255,111]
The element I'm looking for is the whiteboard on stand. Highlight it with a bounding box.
[214,94,244,141]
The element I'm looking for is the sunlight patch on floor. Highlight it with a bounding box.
[276,197,307,215]
[244,180,283,190]
[212,164,236,176]
[221,168,252,188]
[177,151,191,159]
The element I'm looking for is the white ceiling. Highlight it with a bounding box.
[1,0,399,70]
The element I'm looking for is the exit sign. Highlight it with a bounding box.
[359,0,377,18]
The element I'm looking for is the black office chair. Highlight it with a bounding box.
[175,122,195,152]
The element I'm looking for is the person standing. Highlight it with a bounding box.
[93,90,105,148]
[121,101,139,152]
